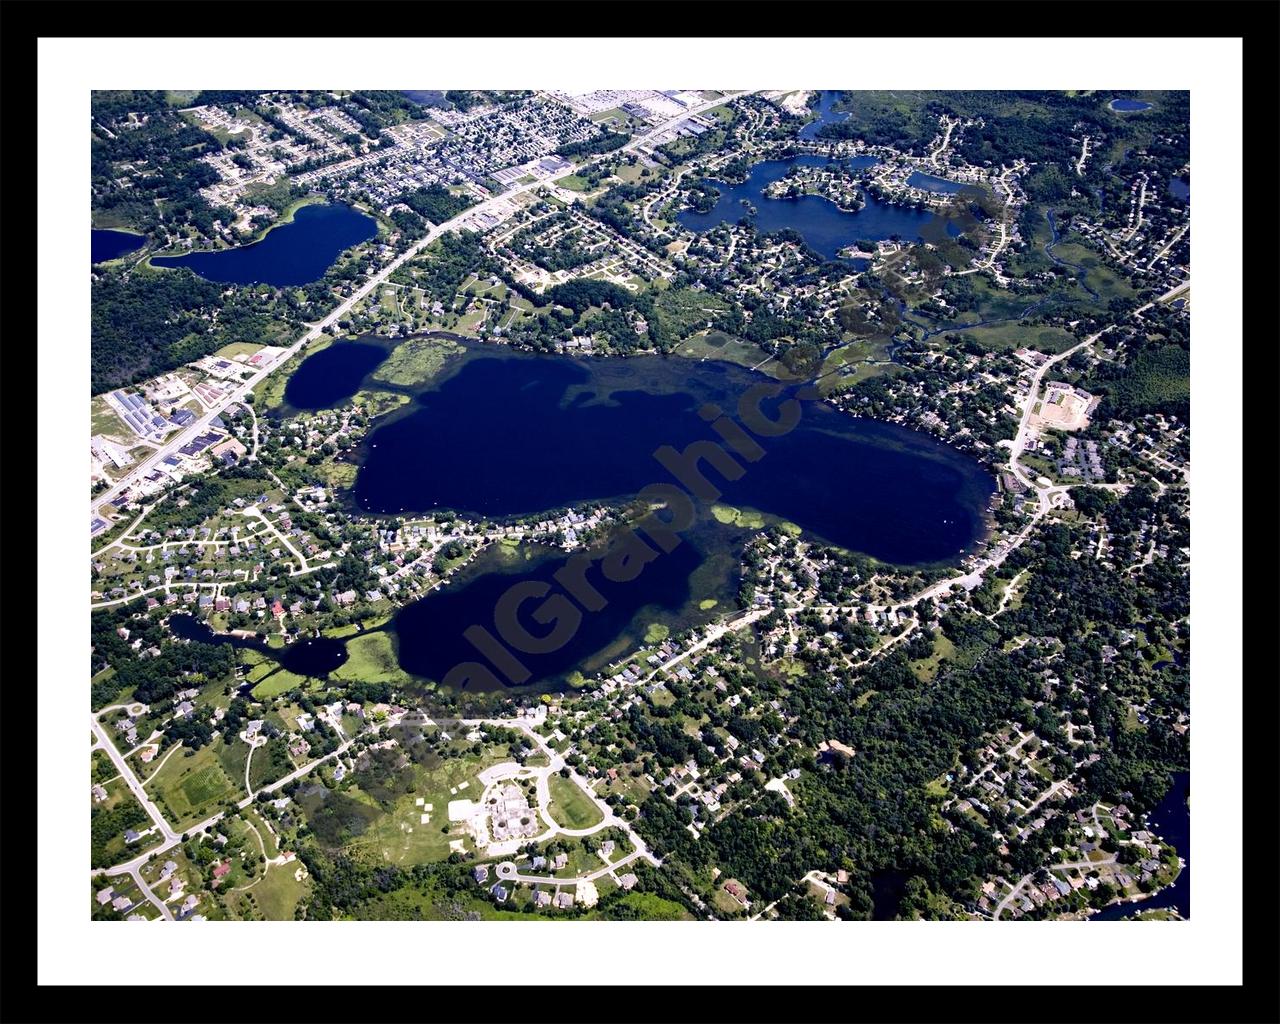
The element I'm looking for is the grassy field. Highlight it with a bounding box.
[250,667,308,698]
[643,623,670,644]
[212,341,265,360]
[713,880,751,916]
[1049,240,1139,306]
[330,632,409,687]
[711,504,766,529]
[91,208,148,231]
[953,322,1080,354]
[90,396,128,440]
[345,745,516,866]
[613,162,650,184]
[546,773,604,830]
[371,335,464,388]
[349,881,554,921]
[453,304,488,336]
[148,740,244,829]
[249,736,295,792]
[229,858,310,920]
[674,330,773,373]
[908,633,957,683]
[608,891,692,920]
[598,769,652,808]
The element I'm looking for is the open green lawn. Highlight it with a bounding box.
[554,175,591,192]
[614,162,650,184]
[212,341,264,360]
[674,330,773,373]
[713,880,751,916]
[330,632,410,687]
[545,773,604,830]
[90,396,128,440]
[251,667,309,698]
[453,304,488,336]
[228,859,310,921]
[148,740,244,829]
[244,654,287,684]
[599,771,651,808]
[526,836,601,879]
[954,322,1080,354]
[1049,240,1139,306]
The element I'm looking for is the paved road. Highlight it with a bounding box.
[494,847,650,886]
[89,706,375,912]
[90,714,178,844]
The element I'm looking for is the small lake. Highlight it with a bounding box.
[284,341,389,410]
[906,171,970,195]
[1089,770,1190,921]
[798,90,851,141]
[92,229,145,264]
[151,203,377,286]
[168,612,349,678]
[402,90,448,107]
[870,868,909,920]
[676,154,950,261]
[1109,99,1153,112]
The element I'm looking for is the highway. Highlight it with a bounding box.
[90,89,751,532]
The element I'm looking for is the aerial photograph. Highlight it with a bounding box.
[87,87,1190,924]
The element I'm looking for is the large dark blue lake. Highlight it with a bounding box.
[151,203,377,286]
[92,229,145,264]
[353,341,994,565]
[676,155,948,261]
[335,340,994,693]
